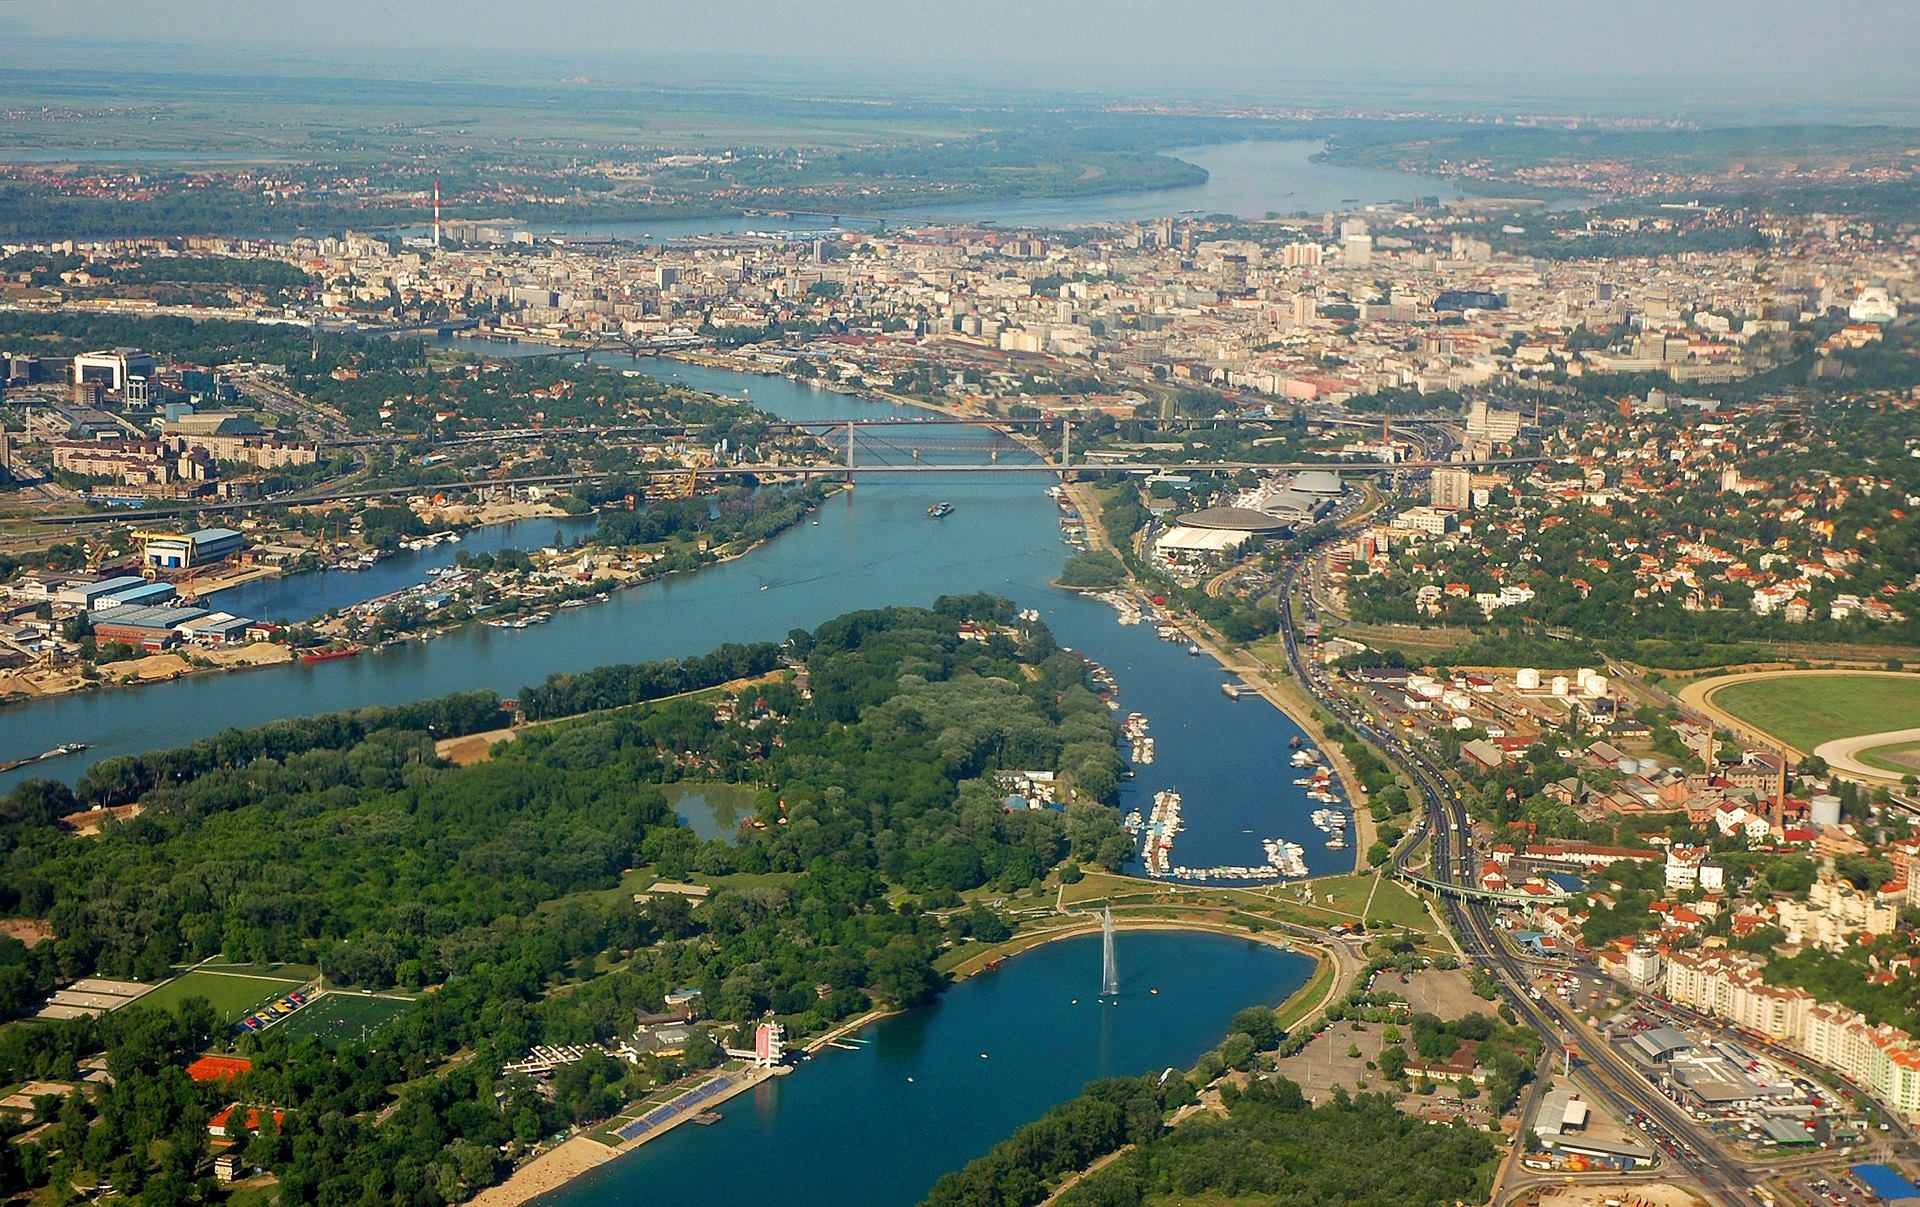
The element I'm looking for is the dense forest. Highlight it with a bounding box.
[1054,1077,1497,1207]
[0,598,1132,1203]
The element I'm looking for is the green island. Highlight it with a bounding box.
[0,597,1152,1201]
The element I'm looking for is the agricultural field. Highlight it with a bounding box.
[265,992,414,1048]
[136,968,307,1023]
[1698,671,1920,752]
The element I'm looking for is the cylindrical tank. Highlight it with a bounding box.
[1442,689,1473,710]
[1551,675,1570,697]
[1516,667,1541,690]
[1576,667,1596,690]
[1810,795,1842,828]
[1584,673,1609,698]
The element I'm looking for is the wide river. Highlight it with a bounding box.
[405,139,1465,243]
[1,159,1372,1198]
[1,358,1353,884]
[539,930,1312,1207]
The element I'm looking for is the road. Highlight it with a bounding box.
[1273,519,1761,1207]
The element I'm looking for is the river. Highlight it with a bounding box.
[538,930,1312,1207]
[403,140,1466,244]
[1,357,1353,882]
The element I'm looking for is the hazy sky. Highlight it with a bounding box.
[6,0,1917,107]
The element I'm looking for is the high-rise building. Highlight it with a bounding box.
[1431,467,1472,511]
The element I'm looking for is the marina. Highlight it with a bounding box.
[0,355,1356,893]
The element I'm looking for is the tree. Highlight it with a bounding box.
[1230,1007,1280,1050]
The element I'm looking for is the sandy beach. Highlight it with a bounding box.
[467,1137,612,1207]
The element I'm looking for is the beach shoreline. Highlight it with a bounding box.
[472,916,1317,1207]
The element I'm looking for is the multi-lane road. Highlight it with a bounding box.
[1273,524,1772,1206]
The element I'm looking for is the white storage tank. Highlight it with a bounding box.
[1810,794,1843,829]
[1575,667,1597,691]
[1442,689,1473,710]
[1583,674,1609,698]
[1516,667,1541,691]
[1551,675,1570,697]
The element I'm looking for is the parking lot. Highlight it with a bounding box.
[1603,1005,1874,1163]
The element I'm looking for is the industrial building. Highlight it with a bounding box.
[57,576,149,609]
[140,527,246,569]
[90,580,177,612]
[1532,1087,1655,1166]
[1628,1025,1694,1064]
[90,605,212,650]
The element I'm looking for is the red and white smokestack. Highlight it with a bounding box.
[433,180,442,249]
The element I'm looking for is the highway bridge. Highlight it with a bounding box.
[35,451,1550,526]
[1394,869,1571,905]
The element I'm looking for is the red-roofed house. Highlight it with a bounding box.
[209,1106,285,1139]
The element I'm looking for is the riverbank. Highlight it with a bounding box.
[1058,477,1377,873]
[0,487,832,726]
[0,639,295,704]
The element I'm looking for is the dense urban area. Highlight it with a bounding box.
[1,32,1919,1207]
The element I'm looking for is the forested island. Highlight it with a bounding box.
[0,598,1146,1202]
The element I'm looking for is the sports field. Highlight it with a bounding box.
[267,993,414,1047]
[1692,671,1920,752]
[1860,741,1920,775]
[137,968,307,1022]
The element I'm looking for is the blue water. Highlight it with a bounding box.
[204,515,599,622]
[537,930,1312,1207]
[393,140,1466,244]
[0,355,1348,880]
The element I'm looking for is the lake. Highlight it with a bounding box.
[536,929,1313,1207]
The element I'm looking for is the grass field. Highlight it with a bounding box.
[267,992,413,1048]
[1859,740,1920,776]
[1709,672,1920,751]
[1272,956,1338,1034]
[137,969,306,1022]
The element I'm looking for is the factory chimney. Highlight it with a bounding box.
[433,180,442,250]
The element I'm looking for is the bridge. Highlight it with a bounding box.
[511,333,710,361]
[1395,868,1572,905]
[311,317,479,339]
